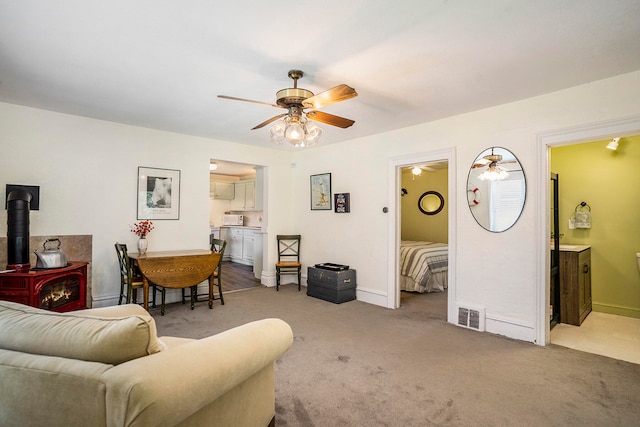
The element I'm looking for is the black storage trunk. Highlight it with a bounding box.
[307,266,356,304]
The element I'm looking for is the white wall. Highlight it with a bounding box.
[2,70,640,343]
[0,103,294,306]
[290,70,640,342]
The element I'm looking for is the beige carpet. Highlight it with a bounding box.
[153,285,640,426]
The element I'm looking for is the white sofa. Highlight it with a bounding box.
[0,301,293,426]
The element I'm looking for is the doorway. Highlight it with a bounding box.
[209,159,267,284]
[388,148,456,324]
[536,115,640,352]
[398,162,449,319]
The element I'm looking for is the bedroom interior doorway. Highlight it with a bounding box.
[388,148,457,324]
[399,162,449,319]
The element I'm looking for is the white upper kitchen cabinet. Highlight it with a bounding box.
[230,180,255,210]
[210,180,235,200]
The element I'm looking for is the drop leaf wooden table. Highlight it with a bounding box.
[130,250,221,315]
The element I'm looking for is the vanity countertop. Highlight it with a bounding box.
[556,244,591,252]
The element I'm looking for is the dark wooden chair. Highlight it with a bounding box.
[115,243,164,307]
[275,235,302,291]
[182,238,227,306]
[115,243,142,304]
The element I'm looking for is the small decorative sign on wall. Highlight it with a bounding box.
[334,193,350,213]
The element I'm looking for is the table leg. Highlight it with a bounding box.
[143,277,149,311]
[208,276,214,309]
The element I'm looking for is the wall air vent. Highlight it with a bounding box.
[457,305,486,332]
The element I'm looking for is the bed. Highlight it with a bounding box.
[400,241,448,293]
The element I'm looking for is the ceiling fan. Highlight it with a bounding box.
[218,70,357,147]
[471,149,516,181]
[403,164,436,176]
[471,153,518,169]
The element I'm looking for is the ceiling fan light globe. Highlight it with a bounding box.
[478,163,509,181]
[285,123,304,144]
[269,121,285,141]
[304,121,322,145]
[304,135,319,147]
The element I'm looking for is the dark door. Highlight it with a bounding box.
[550,173,561,327]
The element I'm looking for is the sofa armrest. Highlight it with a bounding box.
[103,318,293,427]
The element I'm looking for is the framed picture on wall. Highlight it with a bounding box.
[310,173,331,210]
[137,166,181,220]
[334,193,350,213]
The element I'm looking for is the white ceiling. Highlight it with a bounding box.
[1,1,639,151]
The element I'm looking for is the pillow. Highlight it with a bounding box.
[0,301,164,365]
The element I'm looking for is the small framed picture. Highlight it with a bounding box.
[334,193,350,213]
[137,166,180,220]
[310,173,331,210]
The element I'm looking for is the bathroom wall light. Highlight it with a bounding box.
[606,137,620,150]
[209,162,218,171]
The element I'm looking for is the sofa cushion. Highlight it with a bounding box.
[0,301,164,365]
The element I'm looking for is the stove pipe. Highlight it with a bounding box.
[7,189,32,272]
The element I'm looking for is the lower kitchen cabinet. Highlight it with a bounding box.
[223,227,255,266]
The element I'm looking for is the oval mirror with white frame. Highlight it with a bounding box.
[467,147,526,232]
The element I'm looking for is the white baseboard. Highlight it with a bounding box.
[356,287,388,307]
[261,271,307,288]
[92,287,190,309]
[485,314,536,343]
[90,294,117,308]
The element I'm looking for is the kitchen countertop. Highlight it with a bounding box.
[212,225,262,230]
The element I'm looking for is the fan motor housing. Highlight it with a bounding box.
[276,88,314,107]
[484,154,502,162]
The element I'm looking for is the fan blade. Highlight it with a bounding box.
[251,113,287,130]
[306,110,355,128]
[218,95,282,109]
[302,84,357,110]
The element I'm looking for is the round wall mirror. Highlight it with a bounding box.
[467,147,526,232]
[418,191,444,215]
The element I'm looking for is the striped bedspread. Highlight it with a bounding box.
[400,241,448,289]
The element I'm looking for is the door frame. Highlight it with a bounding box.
[535,114,640,345]
[387,148,457,323]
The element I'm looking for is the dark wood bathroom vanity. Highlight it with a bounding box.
[559,245,592,326]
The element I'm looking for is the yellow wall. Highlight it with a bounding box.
[400,168,448,243]
[551,136,640,318]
